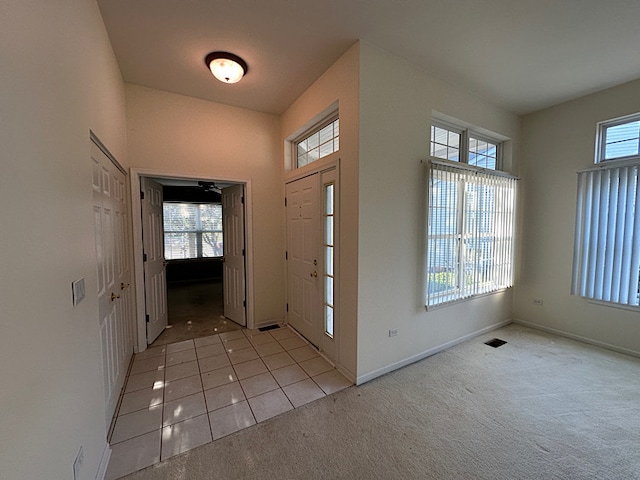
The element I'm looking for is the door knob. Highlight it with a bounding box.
[120,282,130,290]
[310,271,318,278]
[111,292,121,301]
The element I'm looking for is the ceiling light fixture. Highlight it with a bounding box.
[205,51,248,84]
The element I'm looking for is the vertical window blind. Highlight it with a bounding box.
[427,160,517,307]
[571,162,640,306]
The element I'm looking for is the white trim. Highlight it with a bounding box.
[130,168,255,353]
[90,130,126,175]
[513,318,640,359]
[578,156,640,173]
[356,319,512,385]
[285,150,340,183]
[95,441,111,480]
[425,157,519,179]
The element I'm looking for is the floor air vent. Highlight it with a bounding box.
[259,324,280,332]
[485,338,507,348]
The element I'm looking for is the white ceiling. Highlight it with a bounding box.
[97,0,640,116]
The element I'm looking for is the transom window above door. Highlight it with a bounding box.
[295,115,339,168]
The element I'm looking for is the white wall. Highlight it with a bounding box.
[125,85,283,326]
[0,0,127,478]
[356,42,520,382]
[280,43,360,379]
[514,79,640,355]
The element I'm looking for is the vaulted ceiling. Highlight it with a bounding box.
[97,0,640,116]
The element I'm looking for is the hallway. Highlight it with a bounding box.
[105,323,351,479]
[152,280,242,346]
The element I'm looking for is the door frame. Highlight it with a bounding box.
[284,156,340,366]
[90,131,136,429]
[130,168,255,353]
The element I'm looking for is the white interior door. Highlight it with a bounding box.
[286,174,322,347]
[92,140,134,429]
[141,177,168,344]
[222,184,246,326]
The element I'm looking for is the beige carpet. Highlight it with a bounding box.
[121,324,640,479]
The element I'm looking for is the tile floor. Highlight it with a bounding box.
[105,326,352,479]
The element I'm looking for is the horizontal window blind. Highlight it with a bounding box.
[571,162,640,306]
[427,160,517,307]
[163,203,223,259]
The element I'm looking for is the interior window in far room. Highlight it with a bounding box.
[163,202,223,260]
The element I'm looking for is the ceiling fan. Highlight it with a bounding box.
[197,181,222,194]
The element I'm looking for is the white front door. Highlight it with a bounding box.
[92,139,134,429]
[286,174,322,347]
[141,177,168,343]
[222,184,246,326]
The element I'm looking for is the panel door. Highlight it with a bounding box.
[141,177,168,344]
[92,140,134,429]
[222,184,246,326]
[286,174,322,347]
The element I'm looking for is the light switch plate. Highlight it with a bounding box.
[72,278,85,306]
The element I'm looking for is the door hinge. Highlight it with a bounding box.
[143,252,147,262]
[145,314,150,323]
[243,300,246,307]
[242,248,245,256]
[140,191,145,200]
[286,303,289,312]
[284,197,287,207]
[285,251,288,260]
[241,196,244,204]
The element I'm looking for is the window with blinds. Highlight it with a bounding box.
[571,161,640,306]
[163,203,223,260]
[426,160,517,307]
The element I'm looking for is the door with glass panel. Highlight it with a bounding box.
[286,170,337,359]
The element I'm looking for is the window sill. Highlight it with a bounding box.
[425,287,511,312]
[585,298,640,313]
[166,257,223,264]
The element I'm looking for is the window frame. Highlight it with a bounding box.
[294,113,339,169]
[595,112,640,164]
[431,120,503,171]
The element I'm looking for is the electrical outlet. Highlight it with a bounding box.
[532,298,544,306]
[389,329,398,337]
[73,446,83,480]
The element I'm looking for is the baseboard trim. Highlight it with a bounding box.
[356,319,512,385]
[513,318,640,359]
[95,442,111,480]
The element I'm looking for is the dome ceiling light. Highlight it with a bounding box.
[205,51,248,84]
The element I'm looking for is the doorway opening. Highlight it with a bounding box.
[131,171,253,353]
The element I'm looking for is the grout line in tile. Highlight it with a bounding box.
[114,327,352,478]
